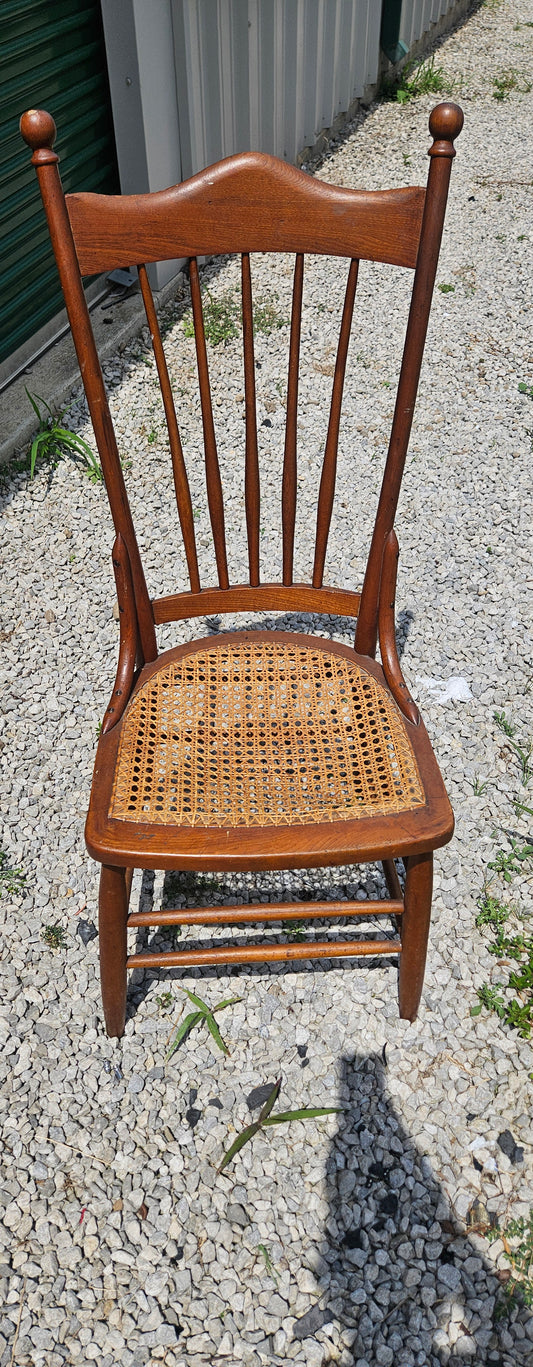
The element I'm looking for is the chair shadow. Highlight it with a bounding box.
[203,605,415,661]
[314,1052,532,1365]
[126,863,402,1018]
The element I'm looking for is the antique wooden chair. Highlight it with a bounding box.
[21,102,463,1038]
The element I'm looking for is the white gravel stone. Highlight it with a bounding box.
[1,2,533,1363]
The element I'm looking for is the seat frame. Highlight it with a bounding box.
[20,101,463,1037]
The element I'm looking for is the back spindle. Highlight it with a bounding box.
[312,257,359,589]
[189,257,230,590]
[241,253,260,586]
[137,264,200,594]
[282,253,304,586]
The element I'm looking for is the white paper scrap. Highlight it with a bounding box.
[416,675,473,703]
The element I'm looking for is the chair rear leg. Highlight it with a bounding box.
[99,864,130,1038]
[398,851,433,1021]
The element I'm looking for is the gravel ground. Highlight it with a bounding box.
[2,2,533,1364]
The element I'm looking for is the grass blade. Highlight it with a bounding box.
[183,988,210,1014]
[166,1010,203,1059]
[212,996,243,1013]
[263,1107,342,1124]
[257,1077,282,1125]
[30,438,40,479]
[25,387,43,420]
[206,1012,230,1056]
[217,1121,261,1173]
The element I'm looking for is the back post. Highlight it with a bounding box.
[19,109,157,665]
[355,102,464,659]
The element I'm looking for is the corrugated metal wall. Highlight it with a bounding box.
[1,0,118,368]
[399,0,456,49]
[171,0,381,180]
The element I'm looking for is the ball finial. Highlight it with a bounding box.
[20,109,57,153]
[429,101,464,145]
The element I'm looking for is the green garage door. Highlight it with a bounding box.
[0,0,119,367]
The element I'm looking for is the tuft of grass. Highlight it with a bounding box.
[494,709,515,738]
[217,1077,342,1173]
[493,70,531,101]
[183,291,239,346]
[384,54,450,105]
[282,919,307,941]
[183,289,287,346]
[473,878,533,1038]
[26,390,103,482]
[253,300,287,334]
[472,775,490,795]
[475,889,510,929]
[167,988,242,1059]
[258,1244,280,1285]
[156,991,174,1012]
[438,282,455,294]
[494,711,532,784]
[0,850,25,897]
[42,923,67,949]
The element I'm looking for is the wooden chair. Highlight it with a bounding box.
[20,102,463,1038]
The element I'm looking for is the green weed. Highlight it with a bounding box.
[518,381,533,400]
[384,55,450,105]
[26,391,102,482]
[282,920,307,941]
[258,1244,280,1285]
[167,988,242,1059]
[475,889,510,929]
[471,983,506,1021]
[487,1211,533,1313]
[156,991,174,1012]
[252,300,287,334]
[0,850,25,897]
[493,70,531,101]
[217,1077,341,1173]
[438,283,455,294]
[183,289,286,345]
[472,775,490,795]
[184,291,240,345]
[42,923,67,949]
[494,711,532,784]
[494,710,515,738]
[488,838,533,883]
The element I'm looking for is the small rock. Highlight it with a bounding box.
[438,1262,462,1292]
[247,1083,277,1110]
[77,919,97,946]
[128,1074,144,1094]
[293,1305,329,1339]
[497,1129,523,1163]
[227,1203,249,1227]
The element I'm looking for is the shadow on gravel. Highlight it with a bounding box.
[315,1052,532,1366]
[127,863,401,1019]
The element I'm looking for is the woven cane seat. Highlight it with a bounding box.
[109,636,424,829]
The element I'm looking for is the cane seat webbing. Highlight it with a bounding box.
[109,638,424,829]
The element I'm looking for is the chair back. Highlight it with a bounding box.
[20,103,463,666]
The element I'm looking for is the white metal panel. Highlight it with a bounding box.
[171,0,382,177]
[399,0,460,49]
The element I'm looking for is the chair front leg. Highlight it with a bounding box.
[99,864,130,1037]
[398,850,433,1021]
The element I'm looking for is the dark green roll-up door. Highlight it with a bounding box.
[0,0,119,366]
